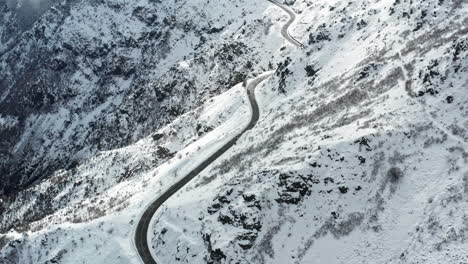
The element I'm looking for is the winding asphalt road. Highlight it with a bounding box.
[267,0,303,48]
[134,1,301,263]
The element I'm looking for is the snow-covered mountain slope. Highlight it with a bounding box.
[0,0,284,195]
[1,0,468,263]
[148,1,468,263]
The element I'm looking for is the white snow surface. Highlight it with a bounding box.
[1,0,468,263]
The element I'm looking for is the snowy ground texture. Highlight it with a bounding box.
[1,0,468,263]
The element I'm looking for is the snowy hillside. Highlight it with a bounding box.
[0,0,283,195]
[1,0,468,263]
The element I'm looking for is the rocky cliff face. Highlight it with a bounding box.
[0,0,277,195]
[0,0,284,239]
[0,0,57,54]
[1,0,467,263]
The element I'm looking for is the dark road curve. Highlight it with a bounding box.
[134,73,273,264]
[267,0,304,48]
[134,1,301,263]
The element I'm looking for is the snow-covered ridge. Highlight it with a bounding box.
[1,0,468,263]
